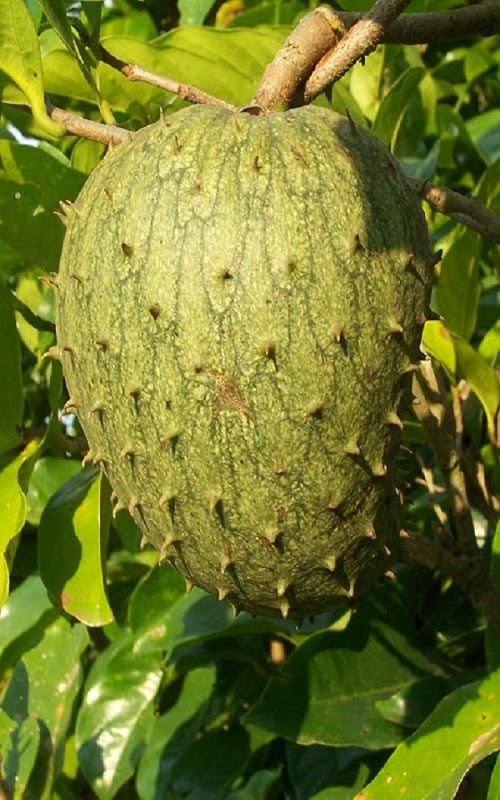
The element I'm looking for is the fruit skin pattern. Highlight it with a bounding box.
[56,104,434,619]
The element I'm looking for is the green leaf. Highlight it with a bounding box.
[479,320,500,367]
[225,768,282,799]
[41,26,288,111]
[0,715,41,798]
[372,67,425,151]
[0,276,23,456]
[0,575,57,676]
[39,468,114,626]
[243,591,439,749]
[422,321,500,437]
[359,669,500,799]
[0,0,63,135]
[453,337,500,439]
[128,562,186,634]
[1,618,89,798]
[466,110,500,165]
[14,275,55,356]
[374,676,453,729]
[0,139,85,269]
[349,47,385,122]
[0,439,40,604]
[287,743,380,800]
[26,456,81,525]
[136,666,217,800]
[487,755,500,800]
[435,231,481,340]
[76,630,163,800]
[486,520,500,671]
[178,0,217,26]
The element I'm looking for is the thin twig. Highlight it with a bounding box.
[400,529,500,631]
[303,0,413,103]
[47,101,132,145]
[409,178,500,245]
[97,45,237,111]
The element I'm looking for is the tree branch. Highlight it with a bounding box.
[253,2,500,111]
[304,0,412,103]
[47,101,132,145]
[336,2,500,45]
[409,178,500,245]
[97,45,237,111]
[253,6,347,111]
[400,529,500,631]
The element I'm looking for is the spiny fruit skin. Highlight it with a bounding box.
[56,104,433,619]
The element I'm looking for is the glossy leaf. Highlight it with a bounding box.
[0,440,40,604]
[0,575,57,676]
[0,0,63,135]
[349,48,385,122]
[27,456,81,525]
[39,468,114,626]
[479,319,500,367]
[0,139,85,269]
[422,321,500,437]
[40,26,288,111]
[466,110,500,165]
[0,276,23,456]
[0,715,40,798]
[359,669,500,799]
[76,630,163,800]
[244,591,439,749]
[374,676,453,729]
[14,275,55,356]
[435,231,481,340]
[136,666,217,800]
[1,618,88,798]
[372,67,425,151]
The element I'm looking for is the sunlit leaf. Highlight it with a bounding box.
[435,231,481,340]
[38,468,114,626]
[0,575,57,676]
[1,617,88,797]
[0,715,40,798]
[0,0,63,135]
[359,670,500,799]
[0,440,40,604]
[372,67,424,151]
[76,629,163,800]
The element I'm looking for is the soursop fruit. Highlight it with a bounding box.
[56,104,434,619]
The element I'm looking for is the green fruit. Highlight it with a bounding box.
[56,104,433,619]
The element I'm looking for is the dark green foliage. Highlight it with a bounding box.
[0,0,499,797]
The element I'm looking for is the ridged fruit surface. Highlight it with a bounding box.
[56,104,433,619]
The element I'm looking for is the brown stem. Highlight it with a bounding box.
[400,530,500,631]
[337,3,500,44]
[253,2,500,111]
[97,45,237,111]
[304,0,412,102]
[409,178,500,245]
[47,101,132,145]
[253,6,347,111]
